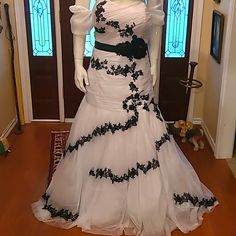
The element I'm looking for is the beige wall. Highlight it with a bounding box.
[193,0,232,142]
[0,0,23,136]
[0,0,16,135]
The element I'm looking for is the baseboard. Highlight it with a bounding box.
[32,119,60,122]
[0,117,17,139]
[65,118,74,123]
[192,118,202,125]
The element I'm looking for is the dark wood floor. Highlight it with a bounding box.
[0,122,236,236]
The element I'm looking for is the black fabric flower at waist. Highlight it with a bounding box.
[95,35,148,59]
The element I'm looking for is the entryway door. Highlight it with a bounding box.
[24,0,60,119]
[159,0,194,121]
[59,0,195,120]
[24,0,195,120]
[59,0,88,119]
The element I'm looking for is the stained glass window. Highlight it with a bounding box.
[29,0,53,56]
[84,0,96,57]
[165,0,190,58]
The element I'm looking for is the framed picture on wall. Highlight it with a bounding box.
[210,10,224,63]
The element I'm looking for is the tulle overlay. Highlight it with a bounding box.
[32,1,218,235]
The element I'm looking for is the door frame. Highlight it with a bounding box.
[187,0,204,121]
[14,0,64,122]
[15,0,203,123]
[215,0,236,159]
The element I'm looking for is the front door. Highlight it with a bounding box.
[60,0,92,119]
[60,0,194,120]
[24,0,59,119]
[159,0,194,121]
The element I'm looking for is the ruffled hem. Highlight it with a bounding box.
[32,197,218,236]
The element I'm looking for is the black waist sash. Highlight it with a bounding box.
[95,35,148,59]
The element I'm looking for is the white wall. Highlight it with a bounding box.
[203,0,231,141]
[215,0,236,158]
[0,0,16,136]
[193,0,236,158]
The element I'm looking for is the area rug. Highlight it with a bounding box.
[48,131,70,184]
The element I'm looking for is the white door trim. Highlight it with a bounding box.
[215,0,236,159]
[54,0,65,122]
[14,0,33,123]
[187,0,204,121]
[14,0,65,122]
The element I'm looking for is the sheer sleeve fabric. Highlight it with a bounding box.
[69,4,93,35]
[147,1,165,26]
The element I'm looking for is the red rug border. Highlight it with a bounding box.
[48,130,70,185]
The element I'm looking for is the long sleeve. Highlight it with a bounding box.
[69,4,94,35]
[147,1,165,26]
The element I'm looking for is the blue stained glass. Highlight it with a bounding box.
[84,0,96,57]
[29,0,53,56]
[165,0,190,58]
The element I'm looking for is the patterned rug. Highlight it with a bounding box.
[48,131,70,184]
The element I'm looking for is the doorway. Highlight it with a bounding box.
[24,0,60,119]
[60,0,195,120]
[159,0,194,121]
[17,0,203,121]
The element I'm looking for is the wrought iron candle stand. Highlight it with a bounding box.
[4,3,23,134]
[179,62,202,93]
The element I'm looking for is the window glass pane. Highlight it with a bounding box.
[84,0,96,57]
[29,0,53,56]
[165,0,190,58]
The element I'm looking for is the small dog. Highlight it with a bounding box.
[172,120,204,151]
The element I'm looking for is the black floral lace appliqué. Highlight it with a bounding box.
[106,21,136,37]
[90,58,144,82]
[129,82,138,92]
[173,193,217,208]
[107,62,143,80]
[122,92,150,113]
[150,98,163,122]
[155,133,171,151]
[65,114,139,155]
[106,20,120,29]
[42,193,79,221]
[94,1,135,38]
[118,23,136,37]
[95,0,107,23]
[91,57,108,70]
[95,27,106,33]
[89,158,160,183]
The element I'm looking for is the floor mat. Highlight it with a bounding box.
[48,131,70,184]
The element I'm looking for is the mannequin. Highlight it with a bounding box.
[73,0,163,93]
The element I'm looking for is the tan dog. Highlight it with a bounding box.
[174,120,204,151]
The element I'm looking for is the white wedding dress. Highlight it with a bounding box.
[32,1,218,235]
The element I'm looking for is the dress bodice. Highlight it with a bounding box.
[93,0,152,44]
[69,0,164,44]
